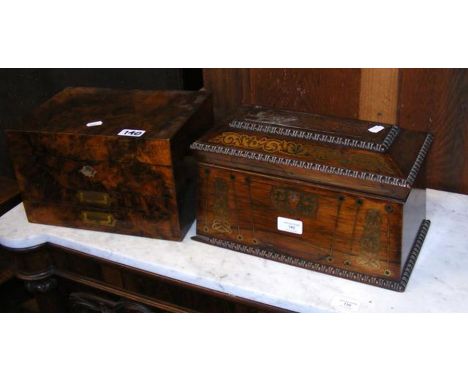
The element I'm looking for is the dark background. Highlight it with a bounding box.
[0,68,203,178]
[204,69,468,195]
[1,68,466,194]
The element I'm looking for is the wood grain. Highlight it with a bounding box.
[246,69,362,119]
[192,106,430,288]
[359,68,399,124]
[6,88,212,240]
[203,69,248,121]
[203,68,468,194]
[398,69,468,194]
[194,162,426,289]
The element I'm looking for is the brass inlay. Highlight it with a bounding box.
[270,187,318,217]
[360,209,382,254]
[231,174,242,239]
[329,195,344,256]
[211,178,232,234]
[350,198,363,253]
[208,131,396,174]
[210,132,307,156]
[246,177,259,246]
[77,190,111,207]
[80,211,116,227]
[357,209,383,269]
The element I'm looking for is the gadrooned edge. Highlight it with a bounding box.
[192,219,431,293]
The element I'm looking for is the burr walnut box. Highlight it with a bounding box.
[191,106,433,291]
[6,87,212,240]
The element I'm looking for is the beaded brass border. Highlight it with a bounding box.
[229,120,400,152]
[192,219,430,292]
[190,134,433,188]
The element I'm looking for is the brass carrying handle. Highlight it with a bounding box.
[80,211,116,227]
[77,190,110,207]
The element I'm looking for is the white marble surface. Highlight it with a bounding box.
[0,188,467,312]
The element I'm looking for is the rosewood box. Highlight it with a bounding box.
[191,106,433,291]
[6,87,212,240]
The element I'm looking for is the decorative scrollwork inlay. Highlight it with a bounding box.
[211,177,232,234]
[270,187,318,217]
[358,209,383,270]
[191,141,409,188]
[191,133,433,189]
[229,119,400,152]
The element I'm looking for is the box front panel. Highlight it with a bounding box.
[8,131,183,240]
[23,201,178,240]
[197,164,403,280]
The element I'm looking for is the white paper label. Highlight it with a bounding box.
[277,217,303,235]
[331,295,360,312]
[118,129,146,137]
[86,121,103,127]
[368,125,385,133]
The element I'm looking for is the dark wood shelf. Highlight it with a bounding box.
[0,176,20,217]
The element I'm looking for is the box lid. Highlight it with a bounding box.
[8,87,210,166]
[191,106,433,200]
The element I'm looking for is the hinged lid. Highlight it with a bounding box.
[8,87,210,166]
[191,106,433,200]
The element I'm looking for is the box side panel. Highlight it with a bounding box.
[170,93,213,238]
[401,186,426,272]
[196,163,403,281]
[171,93,213,162]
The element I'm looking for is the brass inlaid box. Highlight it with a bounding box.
[191,106,432,291]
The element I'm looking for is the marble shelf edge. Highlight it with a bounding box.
[1,189,468,313]
[0,207,320,313]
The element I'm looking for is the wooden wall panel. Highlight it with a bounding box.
[203,69,249,121]
[203,68,468,194]
[359,68,399,124]
[245,69,361,119]
[398,69,468,194]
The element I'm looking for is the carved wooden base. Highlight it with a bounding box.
[25,278,57,294]
[1,242,287,312]
[193,219,431,292]
[69,292,153,313]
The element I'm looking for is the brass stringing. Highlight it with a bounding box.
[211,177,232,234]
[358,209,382,269]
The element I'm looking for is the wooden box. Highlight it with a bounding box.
[191,106,433,291]
[6,87,212,240]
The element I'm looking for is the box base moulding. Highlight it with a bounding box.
[192,219,431,292]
